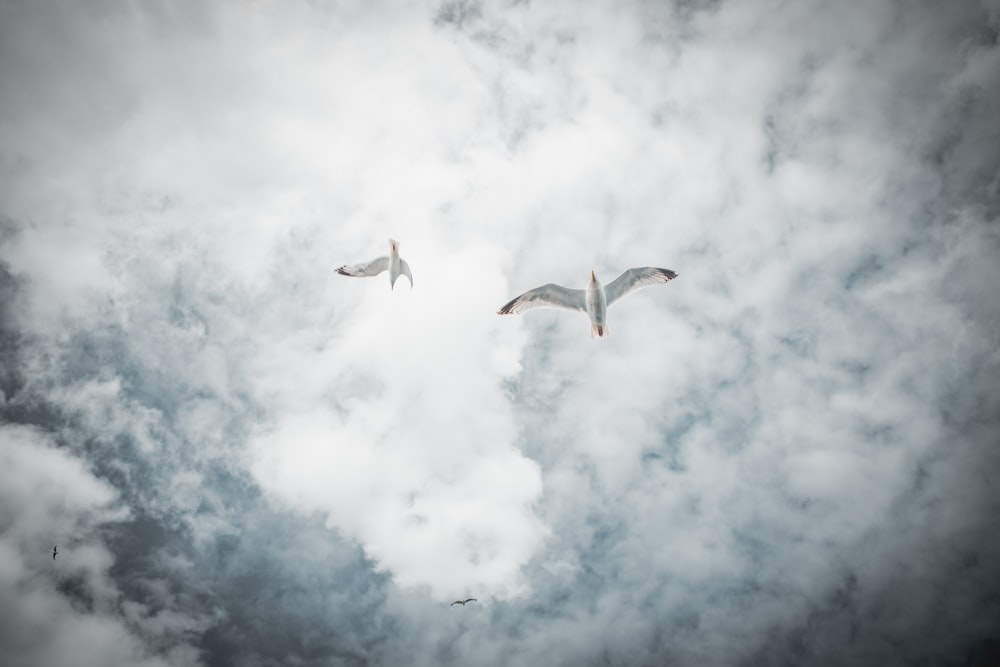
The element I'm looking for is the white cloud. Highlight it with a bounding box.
[246,241,547,599]
[1,0,998,665]
[0,425,187,667]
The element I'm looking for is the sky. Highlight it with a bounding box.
[1,0,999,665]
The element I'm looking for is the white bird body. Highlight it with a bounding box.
[585,272,609,338]
[498,267,678,338]
[337,239,413,289]
[388,245,406,289]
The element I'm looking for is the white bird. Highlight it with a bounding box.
[336,239,413,290]
[498,267,678,338]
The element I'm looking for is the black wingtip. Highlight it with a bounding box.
[336,267,350,276]
[497,298,518,315]
[660,268,678,280]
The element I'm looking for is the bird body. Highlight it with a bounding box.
[498,267,678,338]
[336,239,413,290]
[585,271,608,338]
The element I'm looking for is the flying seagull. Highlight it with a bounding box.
[336,238,413,290]
[53,546,57,560]
[498,267,678,337]
[451,598,477,606]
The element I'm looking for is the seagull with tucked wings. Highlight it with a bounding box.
[498,267,678,338]
[451,598,477,606]
[336,238,413,290]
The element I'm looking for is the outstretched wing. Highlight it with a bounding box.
[450,601,463,606]
[464,598,477,604]
[399,258,413,288]
[604,267,678,306]
[497,284,586,315]
[336,256,389,278]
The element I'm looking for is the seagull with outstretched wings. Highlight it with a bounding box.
[336,238,413,290]
[450,598,477,606]
[52,545,58,560]
[498,267,678,338]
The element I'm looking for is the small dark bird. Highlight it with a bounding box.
[450,598,477,606]
[53,546,58,560]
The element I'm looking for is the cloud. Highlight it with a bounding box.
[0,425,193,667]
[0,0,998,665]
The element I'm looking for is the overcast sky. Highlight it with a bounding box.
[1,0,999,665]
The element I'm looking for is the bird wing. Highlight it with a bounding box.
[464,598,477,603]
[497,283,586,314]
[336,256,390,277]
[399,258,413,288]
[604,267,678,306]
[450,601,463,606]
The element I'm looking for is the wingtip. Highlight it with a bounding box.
[497,297,520,315]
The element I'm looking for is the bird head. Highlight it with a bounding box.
[589,270,597,283]
[389,239,399,254]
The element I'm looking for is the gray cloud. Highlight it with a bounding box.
[1,0,998,665]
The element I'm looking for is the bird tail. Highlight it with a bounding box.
[591,323,608,338]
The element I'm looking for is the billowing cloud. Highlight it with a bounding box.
[1,0,998,665]
[0,425,197,667]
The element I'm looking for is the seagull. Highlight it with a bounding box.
[53,546,58,560]
[497,267,678,338]
[451,598,477,606]
[336,238,413,290]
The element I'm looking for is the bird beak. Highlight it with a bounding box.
[590,270,596,281]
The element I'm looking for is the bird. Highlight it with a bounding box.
[497,267,678,338]
[336,238,413,290]
[451,598,477,606]
[52,546,57,560]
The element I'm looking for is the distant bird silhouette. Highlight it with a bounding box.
[336,238,413,290]
[52,546,58,560]
[451,598,477,606]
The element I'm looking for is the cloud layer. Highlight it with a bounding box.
[1,0,999,665]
